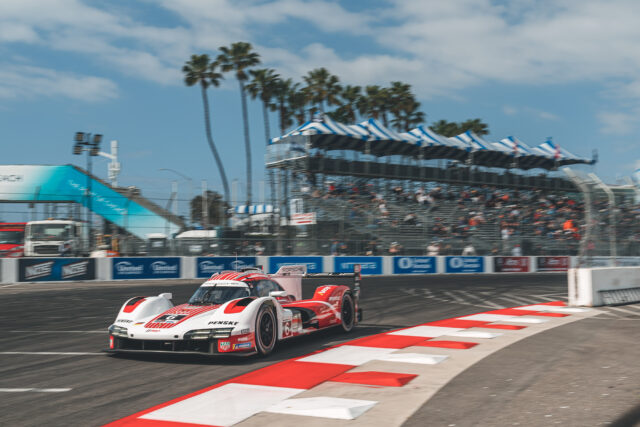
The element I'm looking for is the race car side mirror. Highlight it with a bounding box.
[158,293,173,300]
[269,291,287,298]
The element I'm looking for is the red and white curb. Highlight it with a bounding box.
[105,302,596,427]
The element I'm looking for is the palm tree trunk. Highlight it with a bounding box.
[263,101,276,210]
[200,84,230,204]
[239,79,252,207]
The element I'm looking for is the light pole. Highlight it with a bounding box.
[73,132,102,250]
[159,168,193,226]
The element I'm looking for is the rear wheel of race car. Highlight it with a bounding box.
[340,292,355,333]
[255,304,277,356]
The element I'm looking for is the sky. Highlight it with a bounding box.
[1,0,640,213]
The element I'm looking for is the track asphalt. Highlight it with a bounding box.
[0,274,638,426]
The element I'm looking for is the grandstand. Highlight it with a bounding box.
[263,115,639,257]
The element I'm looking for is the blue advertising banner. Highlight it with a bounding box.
[196,257,257,278]
[334,256,382,275]
[18,258,95,282]
[268,256,323,274]
[393,256,436,274]
[112,257,180,280]
[445,256,485,273]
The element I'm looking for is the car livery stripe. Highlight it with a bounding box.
[105,301,594,426]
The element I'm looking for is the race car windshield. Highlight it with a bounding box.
[188,286,250,305]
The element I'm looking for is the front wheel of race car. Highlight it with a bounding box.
[255,304,277,356]
[340,292,355,333]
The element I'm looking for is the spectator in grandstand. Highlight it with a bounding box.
[403,212,418,226]
[426,241,440,256]
[462,242,476,256]
[254,241,265,255]
[389,241,403,255]
[511,244,522,256]
[365,239,379,256]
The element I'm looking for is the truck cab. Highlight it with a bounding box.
[24,219,88,257]
[0,222,26,257]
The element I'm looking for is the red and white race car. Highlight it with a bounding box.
[107,265,361,356]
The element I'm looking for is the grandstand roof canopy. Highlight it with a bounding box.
[269,116,594,171]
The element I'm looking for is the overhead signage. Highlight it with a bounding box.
[334,256,382,275]
[196,257,257,278]
[290,213,316,225]
[445,256,484,273]
[268,256,323,274]
[18,258,95,282]
[112,257,180,279]
[393,256,436,274]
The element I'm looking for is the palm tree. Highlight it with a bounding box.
[327,84,361,124]
[288,82,309,126]
[272,78,295,134]
[217,42,261,207]
[358,85,387,122]
[246,68,279,145]
[302,67,341,114]
[430,119,460,137]
[391,99,425,132]
[460,118,489,136]
[182,54,230,204]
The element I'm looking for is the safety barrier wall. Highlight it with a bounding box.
[568,267,640,306]
[4,255,640,284]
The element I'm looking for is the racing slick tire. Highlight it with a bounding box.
[340,292,355,333]
[255,304,277,356]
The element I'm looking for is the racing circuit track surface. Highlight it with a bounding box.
[1,274,639,427]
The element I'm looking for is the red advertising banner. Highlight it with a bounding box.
[494,256,530,272]
[536,256,570,271]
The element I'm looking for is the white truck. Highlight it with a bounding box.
[24,219,89,257]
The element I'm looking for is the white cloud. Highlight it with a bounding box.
[597,111,637,135]
[0,64,118,101]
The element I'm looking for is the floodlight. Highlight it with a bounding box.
[73,144,82,155]
[93,134,103,144]
[75,132,85,142]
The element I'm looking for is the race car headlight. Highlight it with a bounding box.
[108,325,128,338]
[184,328,234,340]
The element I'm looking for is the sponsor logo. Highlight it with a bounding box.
[134,322,144,325]
[199,260,225,274]
[230,260,247,270]
[239,328,250,334]
[145,329,160,332]
[0,174,23,183]
[219,341,231,351]
[25,261,54,280]
[61,260,89,279]
[340,262,377,270]
[151,261,178,274]
[208,320,238,325]
[317,286,332,295]
[115,261,144,274]
[116,319,132,323]
[155,314,187,323]
[236,334,253,342]
[233,342,252,349]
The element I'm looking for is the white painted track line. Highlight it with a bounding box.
[0,388,71,392]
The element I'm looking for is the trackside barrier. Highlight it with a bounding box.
[569,267,640,306]
[3,255,640,283]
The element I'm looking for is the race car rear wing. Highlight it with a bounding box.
[272,264,362,303]
[304,264,362,302]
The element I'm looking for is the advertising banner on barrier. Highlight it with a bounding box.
[393,256,436,274]
[196,257,257,278]
[112,257,180,280]
[18,258,95,282]
[334,256,382,275]
[494,256,530,273]
[445,256,484,273]
[268,256,323,274]
[537,256,569,271]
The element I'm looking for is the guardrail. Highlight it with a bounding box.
[2,255,640,283]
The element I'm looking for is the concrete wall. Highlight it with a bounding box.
[569,266,640,306]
